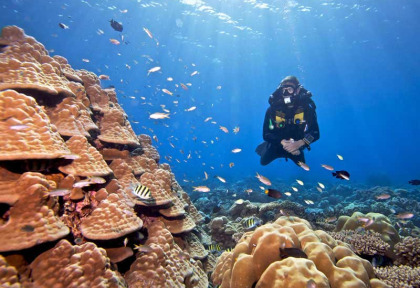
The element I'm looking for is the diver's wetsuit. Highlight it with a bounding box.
[256,87,320,166]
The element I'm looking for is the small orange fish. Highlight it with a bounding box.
[229,162,234,168]
[162,89,173,96]
[233,126,240,134]
[180,83,188,90]
[325,216,337,223]
[193,186,210,192]
[297,161,310,171]
[396,213,414,219]
[219,126,229,133]
[143,27,153,39]
[256,173,271,186]
[109,38,120,45]
[98,74,110,80]
[375,194,391,200]
[321,164,334,171]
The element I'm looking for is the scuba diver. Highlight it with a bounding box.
[256,76,320,166]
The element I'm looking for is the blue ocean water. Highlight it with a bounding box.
[1,0,419,189]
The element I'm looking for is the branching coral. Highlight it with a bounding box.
[329,230,391,256]
[394,236,420,267]
[375,265,420,288]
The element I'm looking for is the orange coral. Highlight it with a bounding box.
[138,134,160,162]
[159,196,186,218]
[0,173,69,252]
[0,26,74,97]
[0,90,71,160]
[98,105,139,145]
[30,239,125,287]
[58,135,112,176]
[46,97,98,137]
[80,193,142,240]
[0,255,20,288]
[212,216,389,288]
[125,219,207,287]
[161,215,196,234]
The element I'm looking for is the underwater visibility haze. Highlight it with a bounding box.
[2,0,419,185]
[1,0,420,287]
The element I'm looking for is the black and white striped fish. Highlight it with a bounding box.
[131,184,151,200]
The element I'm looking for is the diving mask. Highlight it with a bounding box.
[281,86,295,95]
[281,86,296,105]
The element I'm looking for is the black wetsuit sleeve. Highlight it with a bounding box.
[263,108,281,144]
[303,100,320,144]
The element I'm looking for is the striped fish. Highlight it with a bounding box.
[131,184,151,200]
[208,244,221,251]
[244,218,261,230]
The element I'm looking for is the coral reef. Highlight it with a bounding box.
[335,212,400,246]
[394,236,420,267]
[374,266,420,288]
[329,230,391,256]
[0,26,209,287]
[211,216,389,288]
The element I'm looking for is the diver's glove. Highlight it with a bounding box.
[281,139,305,155]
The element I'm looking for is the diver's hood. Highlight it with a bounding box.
[268,86,312,107]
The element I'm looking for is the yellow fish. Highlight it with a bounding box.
[292,187,298,192]
[337,154,344,160]
[318,182,325,189]
[296,179,304,186]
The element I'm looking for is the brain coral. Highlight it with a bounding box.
[211,216,390,288]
